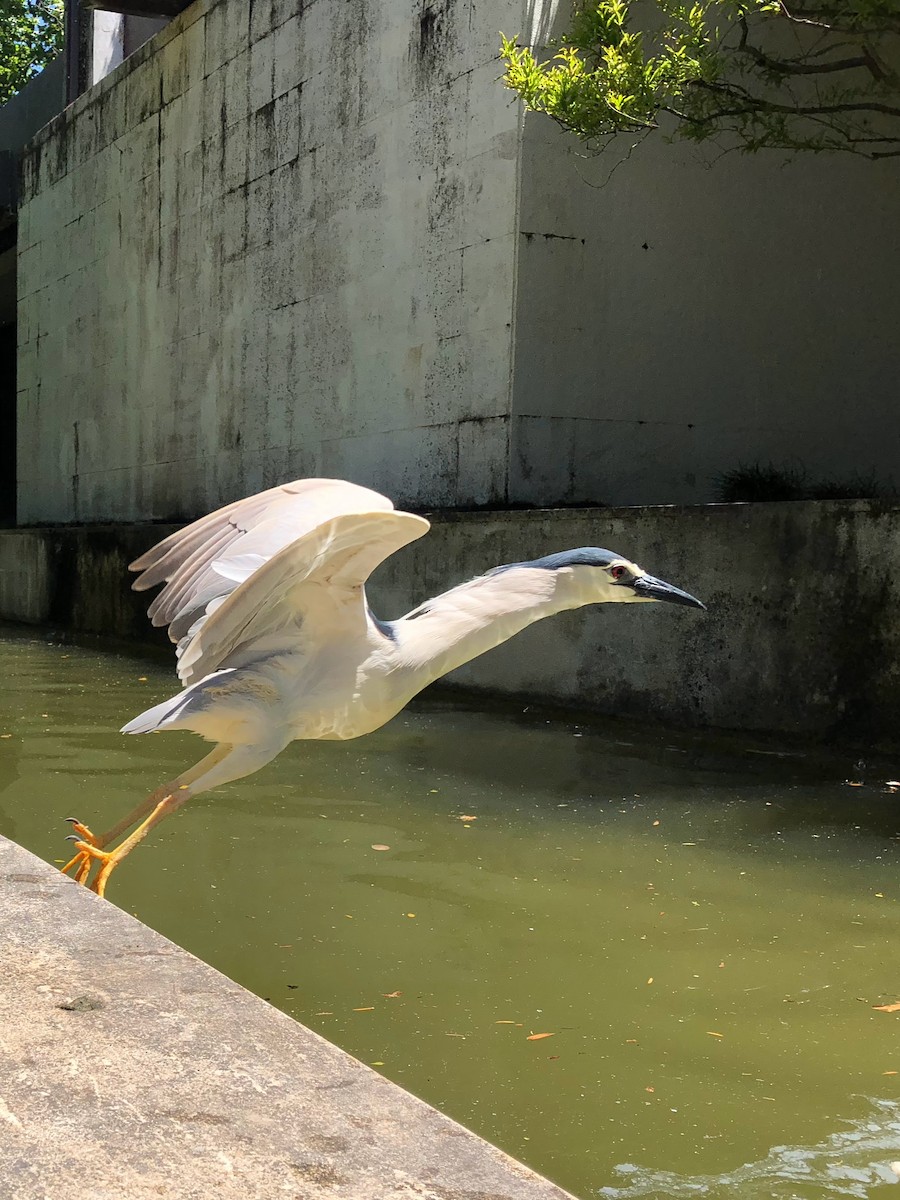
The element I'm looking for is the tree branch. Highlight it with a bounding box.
[688,77,900,118]
[778,1,900,34]
[736,16,880,77]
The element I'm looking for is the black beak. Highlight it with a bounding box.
[631,574,706,610]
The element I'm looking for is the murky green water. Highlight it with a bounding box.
[2,633,900,1198]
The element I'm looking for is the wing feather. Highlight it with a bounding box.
[176,510,429,686]
[129,479,429,687]
[131,479,397,643]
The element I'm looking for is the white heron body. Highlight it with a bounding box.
[127,534,613,757]
[64,477,705,896]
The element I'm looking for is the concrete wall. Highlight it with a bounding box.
[0,57,66,210]
[15,0,900,522]
[508,6,900,506]
[92,12,173,85]
[0,58,66,157]
[17,0,523,523]
[3,501,900,749]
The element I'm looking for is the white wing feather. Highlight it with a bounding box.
[130,479,402,654]
[176,510,429,686]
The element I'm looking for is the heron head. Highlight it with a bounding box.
[523,548,706,610]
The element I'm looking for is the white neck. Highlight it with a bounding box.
[390,565,598,690]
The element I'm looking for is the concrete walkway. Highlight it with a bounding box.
[0,837,575,1199]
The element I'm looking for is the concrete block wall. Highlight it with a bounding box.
[17,0,524,522]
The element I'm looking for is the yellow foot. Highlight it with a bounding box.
[64,841,118,898]
[58,788,180,899]
[60,818,103,886]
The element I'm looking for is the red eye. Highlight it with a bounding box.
[611,565,627,581]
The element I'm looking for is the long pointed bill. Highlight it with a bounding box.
[631,574,706,610]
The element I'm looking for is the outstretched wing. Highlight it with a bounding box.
[175,509,428,687]
[129,479,428,686]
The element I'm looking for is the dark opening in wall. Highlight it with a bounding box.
[0,322,16,524]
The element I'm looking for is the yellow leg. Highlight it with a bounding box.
[60,744,234,893]
[72,789,192,898]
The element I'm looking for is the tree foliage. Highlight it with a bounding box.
[500,0,900,158]
[0,0,63,106]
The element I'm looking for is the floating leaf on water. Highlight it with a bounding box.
[495,1020,516,1024]
[647,977,654,984]
[526,1032,554,1041]
[371,1061,385,1066]
[884,1071,898,1075]
[353,1006,375,1012]
[458,815,477,822]
[406,913,416,918]
[873,1002,900,1012]
[707,1031,724,1038]
[371,844,390,851]
[383,991,402,998]
[645,1086,655,1093]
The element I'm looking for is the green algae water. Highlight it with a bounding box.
[3,631,900,1199]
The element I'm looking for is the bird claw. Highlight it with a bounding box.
[60,819,104,888]
[64,818,100,846]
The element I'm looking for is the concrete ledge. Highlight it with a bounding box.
[3,500,900,747]
[0,837,574,1200]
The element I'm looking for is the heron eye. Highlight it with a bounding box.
[610,565,628,581]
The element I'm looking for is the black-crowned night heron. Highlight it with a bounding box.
[63,478,705,896]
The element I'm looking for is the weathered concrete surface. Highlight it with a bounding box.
[2,500,900,748]
[0,836,575,1200]
[17,0,521,522]
[15,0,900,521]
[510,105,900,508]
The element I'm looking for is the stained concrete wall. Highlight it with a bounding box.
[2,501,900,749]
[17,0,524,523]
[15,0,900,522]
